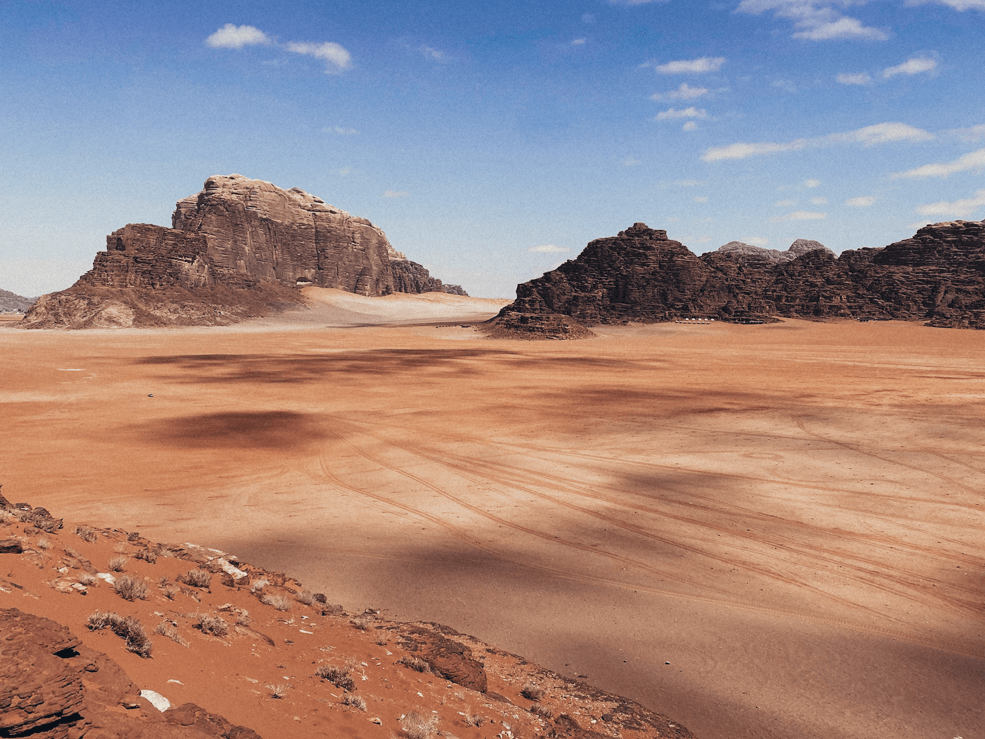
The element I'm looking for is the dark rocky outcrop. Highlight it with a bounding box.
[491,220,985,337]
[0,608,263,739]
[21,175,465,329]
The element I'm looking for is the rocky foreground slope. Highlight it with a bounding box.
[491,220,985,337]
[0,490,693,739]
[21,175,464,329]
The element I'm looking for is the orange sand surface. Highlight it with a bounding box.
[2,291,983,739]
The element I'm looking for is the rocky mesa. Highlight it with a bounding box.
[490,219,985,337]
[21,175,465,329]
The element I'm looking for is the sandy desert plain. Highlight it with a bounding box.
[1,287,984,739]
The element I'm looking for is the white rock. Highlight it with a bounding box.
[140,689,171,712]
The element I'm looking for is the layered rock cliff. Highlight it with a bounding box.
[492,220,985,336]
[0,287,35,313]
[21,175,465,329]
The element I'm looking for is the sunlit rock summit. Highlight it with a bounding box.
[22,175,464,329]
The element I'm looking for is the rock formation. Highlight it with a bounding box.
[21,175,465,329]
[492,219,985,336]
[0,287,35,313]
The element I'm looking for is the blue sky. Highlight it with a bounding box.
[1,0,983,298]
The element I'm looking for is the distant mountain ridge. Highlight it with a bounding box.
[492,219,985,337]
[21,175,465,329]
[0,287,35,312]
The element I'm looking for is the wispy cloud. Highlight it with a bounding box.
[694,196,709,203]
[571,38,587,46]
[811,196,828,204]
[206,24,272,49]
[285,41,352,72]
[846,195,876,207]
[776,198,796,206]
[655,106,709,121]
[916,189,985,217]
[882,56,937,78]
[770,210,827,222]
[949,124,985,142]
[891,146,985,178]
[651,83,710,101]
[622,157,642,166]
[325,126,358,135]
[676,179,706,187]
[383,190,409,198]
[736,0,889,41]
[908,0,985,11]
[207,25,352,73]
[745,236,770,246]
[704,122,933,161]
[648,56,726,74]
[682,121,699,131]
[803,179,821,188]
[420,45,446,61]
[529,244,569,253]
[837,72,871,85]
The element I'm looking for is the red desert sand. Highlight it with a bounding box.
[1,288,983,739]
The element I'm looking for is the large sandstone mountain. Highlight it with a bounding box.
[21,175,464,329]
[493,220,985,337]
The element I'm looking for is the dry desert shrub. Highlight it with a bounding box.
[296,590,316,606]
[114,574,149,601]
[342,694,367,711]
[250,578,269,593]
[0,509,13,524]
[36,537,52,550]
[107,555,129,572]
[134,548,158,564]
[316,664,355,691]
[160,583,180,600]
[350,616,372,631]
[262,593,292,612]
[196,613,229,638]
[521,683,545,701]
[236,609,251,626]
[74,525,98,543]
[464,709,484,727]
[154,621,189,647]
[78,573,97,586]
[182,569,212,588]
[266,683,289,699]
[398,655,430,673]
[127,531,140,542]
[530,703,553,719]
[401,711,439,739]
[86,611,153,658]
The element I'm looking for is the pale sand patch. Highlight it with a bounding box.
[1,315,983,739]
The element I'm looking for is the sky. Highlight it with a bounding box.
[1,0,984,298]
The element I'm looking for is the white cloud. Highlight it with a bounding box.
[694,196,709,203]
[682,121,699,131]
[703,139,808,161]
[206,24,272,49]
[652,83,710,101]
[776,199,796,206]
[736,1,889,41]
[837,72,871,85]
[652,57,726,74]
[772,79,798,93]
[882,56,937,78]
[916,189,985,217]
[571,38,587,46]
[745,236,770,246]
[891,147,985,178]
[582,13,596,22]
[622,157,642,166]
[846,195,876,207]
[770,210,827,222]
[325,127,357,135]
[704,122,932,162]
[804,178,821,188]
[529,244,569,253]
[285,41,352,72]
[677,179,706,186]
[811,196,828,204]
[421,45,445,61]
[338,166,353,176]
[908,0,985,10]
[949,124,985,142]
[383,190,409,198]
[655,106,709,121]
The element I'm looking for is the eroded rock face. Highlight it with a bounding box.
[21,175,465,329]
[493,220,985,333]
[0,608,263,739]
